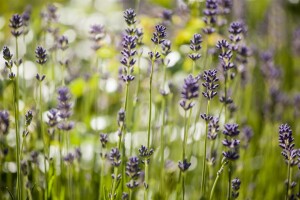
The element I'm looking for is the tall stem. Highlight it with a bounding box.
[147,58,155,148]
[144,160,149,200]
[183,111,188,160]
[224,71,228,121]
[182,110,188,200]
[14,37,22,200]
[39,67,48,200]
[110,167,119,200]
[98,155,105,200]
[286,161,291,200]
[201,100,210,196]
[210,160,227,200]
[227,162,232,200]
[160,96,166,196]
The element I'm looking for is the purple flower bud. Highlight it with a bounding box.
[0,110,9,135]
[9,14,23,37]
[178,159,191,172]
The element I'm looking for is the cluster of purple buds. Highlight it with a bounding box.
[90,24,105,51]
[231,178,241,199]
[216,39,234,71]
[25,110,33,127]
[178,159,191,172]
[278,124,298,166]
[58,35,69,51]
[117,109,125,129]
[9,14,23,37]
[64,152,75,164]
[100,133,109,148]
[136,28,144,47]
[124,8,137,35]
[126,156,140,189]
[208,117,219,140]
[35,46,47,81]
[120,9,139,83]
[23,110,33,137]
[202,69,219,100]
[57,87,74,131]
[222,123,240,161]
[202,0,218,34]
[189,33,202,61]
[228,21,246,51]
[179,74,199,111]
[217,0,232,15]
[30,151,39,165]
[43,4,58,23]
[161,9,173,26]
[161,39,171,57]
[2,46,15,80]
[47,109,59,135]
[21,160,29,176]
[0,110,9,135]
[109,148,121,167]
[151,24,166,45]
[139,145,154,164]
[120,35,137,82]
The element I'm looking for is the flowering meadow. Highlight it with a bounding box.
[1,0,300,199]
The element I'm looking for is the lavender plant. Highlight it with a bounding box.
[179,74,199,199]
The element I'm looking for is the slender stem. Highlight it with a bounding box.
[181,110,188,200]
[160,96,166,196]
[23,35,27,105]
[99,154,105,200]
[147,58,155,149]
[224,70,228,122]
[183,111,188,160]
[110,167,119,200]
[210,160,228,200]
[14,36,22,200]
[39,67,48,200]
[144,160,149,200]
[286,160,291,200]
[129,189,132,200]
[191,60,195,75]
[14,79,21,200]
[147,45,158,148]
[182,172,185,200]
[201,100,210,196]
[227,162,232,200]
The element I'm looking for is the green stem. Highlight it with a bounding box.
[201,100,210,196]
[14,79,21,200]
[99,154,105,200]
[14,36,22,200]
[129,189,132,200]
[191,60,195,75]
[183,111,188,160]
[182,172,185,200]
[160,96,166,196]
[39,70,48,200]
[224,71,228,121]
[210,160,228,200]
[110,167,119,200]
[147,45,158,148]
[144,160,149,200]
[286,161,291,200]
[147,58,154,149]
[227,162,232,200]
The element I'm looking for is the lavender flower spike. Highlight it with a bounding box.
[179,74,199,110]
